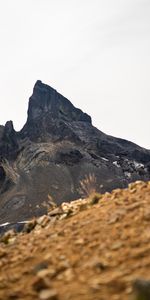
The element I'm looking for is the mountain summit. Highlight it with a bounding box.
[27,80,91,123]
[20,80,91,142]
[0,81,150,223]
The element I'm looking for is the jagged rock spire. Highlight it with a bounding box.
[27,80,91,123]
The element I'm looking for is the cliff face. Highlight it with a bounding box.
[20,80,91,142]
[0,80,150,223]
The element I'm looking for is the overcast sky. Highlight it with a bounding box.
[0,0,150,149]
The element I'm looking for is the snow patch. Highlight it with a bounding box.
[0,222,10,227]
[101,157,109,162]
[112,161,120,168]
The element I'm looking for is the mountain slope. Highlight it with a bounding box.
[0,181,150,300]
[0,80,150,223]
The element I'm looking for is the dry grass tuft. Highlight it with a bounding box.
[78,173,97,198]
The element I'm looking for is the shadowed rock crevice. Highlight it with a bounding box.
[0,166,6,188]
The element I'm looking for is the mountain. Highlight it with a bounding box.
[0,80,150,223]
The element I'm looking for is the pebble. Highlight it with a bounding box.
[111,242,123,250]
[108,214,119,224]
[23,219,37,233]
[37,215,50,227]
[74,238,84,245]
[32,276,51,292]
[126,202,141,211]
[34,261,49,273]
[48,208,63,216]
[37,268,56,279]
[0,229,16,244]
[39,289,58,300]
[63,268,74,282]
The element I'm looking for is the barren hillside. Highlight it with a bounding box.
[0,181,150,300]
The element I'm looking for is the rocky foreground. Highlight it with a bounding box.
[0,181,150,300]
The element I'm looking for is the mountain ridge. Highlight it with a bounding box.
[0,81,150,223]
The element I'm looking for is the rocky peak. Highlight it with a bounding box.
[0,81,150,224]
[4,121,15,136]
[27,80,91,124]
[0,121,19,161]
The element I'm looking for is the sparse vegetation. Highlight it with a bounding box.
[78,173,97,198]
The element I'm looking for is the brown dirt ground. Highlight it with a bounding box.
[0,181,150,300]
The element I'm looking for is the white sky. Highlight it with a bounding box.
[0,0,150,149]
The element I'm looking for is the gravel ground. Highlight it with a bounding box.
[0,181,150,300]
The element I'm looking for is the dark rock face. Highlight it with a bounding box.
[29,80,91,123]
[0,121,19,161]
[0,80,150,223]
[20,80,91,142]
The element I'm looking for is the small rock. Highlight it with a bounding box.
[78,203,88,211]
[111,242,123,250]
[90,282,100,291]
[48,208,63,217]
[89,278,101,290]
[63,268,74,282]
[33,261,49,273]
[84,257,108,270]
[74,238,85,245]
[39,289,58,300]
[112,295,120,300]
[8,237,16,244]
[129,188,137,194]
[61,203,71,213]
[23,219,37,233]
[44,253,52,261]
[0,229,16,244]
[37,268,56,279]
[59,213,68,220]
[125,286,132,294]
[126,202,141,211]
[37,269,51,278]
[37,215,50,227]
[88,193,101,205]
[58,260,70,271]
[108,214,119,224]
[59,255,66,260]
[32,276,51,292]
